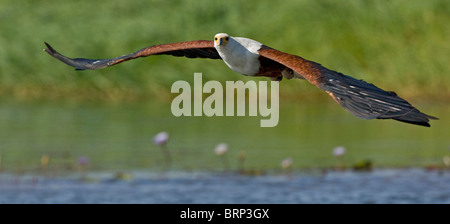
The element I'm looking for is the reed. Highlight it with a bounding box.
[0,0,448,101]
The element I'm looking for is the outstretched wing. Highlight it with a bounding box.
[44,40,221,70]
[258,46,438,127]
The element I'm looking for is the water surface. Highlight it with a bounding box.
[0,98,447,171]
[0,169,449,203]
[0,99,448,203]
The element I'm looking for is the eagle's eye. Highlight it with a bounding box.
[225,37,229,41]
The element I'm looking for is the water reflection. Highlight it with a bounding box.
[0,98,448,174]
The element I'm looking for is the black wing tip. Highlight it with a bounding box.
[319,69,439,127]
[394,118,431,127]
[43,42,99,70]
[43,42,55,55]
[427,114,439,120]
[391,112,438,127]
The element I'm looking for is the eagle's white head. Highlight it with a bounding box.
[214,33,231,47]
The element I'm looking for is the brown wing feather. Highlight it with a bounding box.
[44,40,220,70]
[258,45,437,127]
[257,46,324,85]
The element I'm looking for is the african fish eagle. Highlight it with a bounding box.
[44,33,438,127]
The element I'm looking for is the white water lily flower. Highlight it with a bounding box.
[214,143,228,156]
[281,158,293,169]
[333,146,346,157]
[153,131,169,146]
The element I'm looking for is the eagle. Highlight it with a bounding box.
[44,33,437,127]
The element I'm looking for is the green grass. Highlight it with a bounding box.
[1,0,449,102]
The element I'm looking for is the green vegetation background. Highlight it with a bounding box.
[0,0,449,102]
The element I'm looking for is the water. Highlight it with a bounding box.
[0,99,448,203]
[1,169,449,203]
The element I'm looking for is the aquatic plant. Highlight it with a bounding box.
[214,143,229,171]
[153,132,171,167]
[281,158,293,169]
[153,132,169,146]
[332,146,346,171]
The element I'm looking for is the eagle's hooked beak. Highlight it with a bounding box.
[218,37,223,46]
